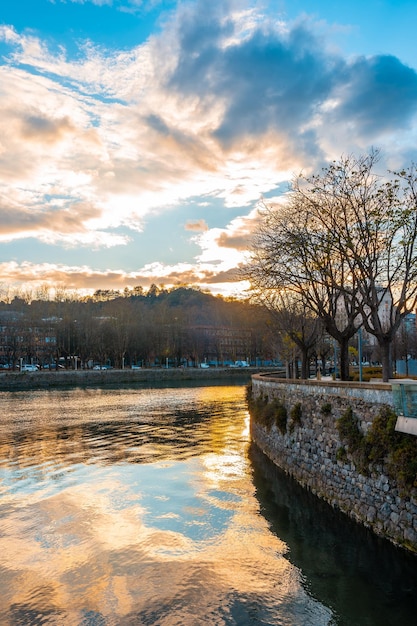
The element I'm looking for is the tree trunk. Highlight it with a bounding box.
[301,348,309,379]
[294,358,300,379]
[339,338,350,381]
[380,339,393,382]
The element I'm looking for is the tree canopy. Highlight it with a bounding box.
[246,151,417,381]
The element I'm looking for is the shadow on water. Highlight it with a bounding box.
[249,443,417,626]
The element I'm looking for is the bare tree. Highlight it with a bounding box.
[246,196,362,380]
[294,152,417,380]
[248,288,319,379]
[247,152,417,381]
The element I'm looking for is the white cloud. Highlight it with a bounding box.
[0,1,417,294]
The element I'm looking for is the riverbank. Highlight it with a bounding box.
[249,373,417,554]
[0,366,265,391]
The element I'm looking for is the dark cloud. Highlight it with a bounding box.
[165,3,417,156]
[330,55,417,136]
[143,112,219,172]
[20,114,75,143]
[202,267,241,284]
[167,6,339,156]
[214,25,341,145]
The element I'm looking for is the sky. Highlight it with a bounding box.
[1,0,417,299]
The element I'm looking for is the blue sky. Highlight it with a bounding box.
[1,0,417,298]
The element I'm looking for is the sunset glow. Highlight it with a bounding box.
[1,1,417,297]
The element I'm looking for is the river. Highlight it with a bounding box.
[0,382,416,625]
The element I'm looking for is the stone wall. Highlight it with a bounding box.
[251,373,417,554]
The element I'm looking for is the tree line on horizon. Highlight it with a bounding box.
[0,286,277,369]
[0,282,415,376]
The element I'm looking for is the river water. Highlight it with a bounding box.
[0,382,416,626]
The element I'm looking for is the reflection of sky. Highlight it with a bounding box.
[0,457,240,544]
[116,460,237,543]
[0,386,335,625]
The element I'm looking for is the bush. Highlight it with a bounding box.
[350,366,382,382]
[337,404,417,490]
[289,402,302,432]
[336,446,348,463]
[321,402,332,415]
[337,406,364,455]
[366,406,400,464]
[388,441,417,490]
[247,388,287,434]
[274,401,288,434]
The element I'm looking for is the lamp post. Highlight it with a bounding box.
[358,327,363,382]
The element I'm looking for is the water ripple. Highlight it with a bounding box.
[0,384,416,625]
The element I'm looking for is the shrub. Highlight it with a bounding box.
[290,402,302,423]
[350,366,382,382]
[337,404,417,490]
[366,406,400,464]
[274,401,288,434]
[336,446,348,463]
[321,402,332,415]
[337,406,364,454]
[388,440,417,490]
[247,389,287,434]
[289,403,302,433]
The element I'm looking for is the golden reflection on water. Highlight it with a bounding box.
[0,385,332,625]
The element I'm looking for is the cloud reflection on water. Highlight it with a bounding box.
[0,385,333,625]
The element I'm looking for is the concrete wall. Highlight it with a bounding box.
[250,373,417,554]
[0,366,255,391]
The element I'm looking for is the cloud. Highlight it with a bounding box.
[328,55,417,137]
[1,1,417,296]
[20,114,76,143]
[199,207,263,255]
[185,220,209,232]
[0,196,129,247]
[165,2,417,162]
[0,252,249,297]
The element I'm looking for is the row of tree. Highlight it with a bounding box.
[0,287,278,368]
[0,281,415,376]
[245,150,417,381]
[0,286,417,378]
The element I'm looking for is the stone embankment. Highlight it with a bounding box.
[0,366,257,391]
[250,373,417,554]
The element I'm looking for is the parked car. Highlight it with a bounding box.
[200,363,210,368]
[20,364,39,372]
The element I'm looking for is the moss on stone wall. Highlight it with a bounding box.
[336,404,417,491]
[249,376,417,553]
[247,384,287,434]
